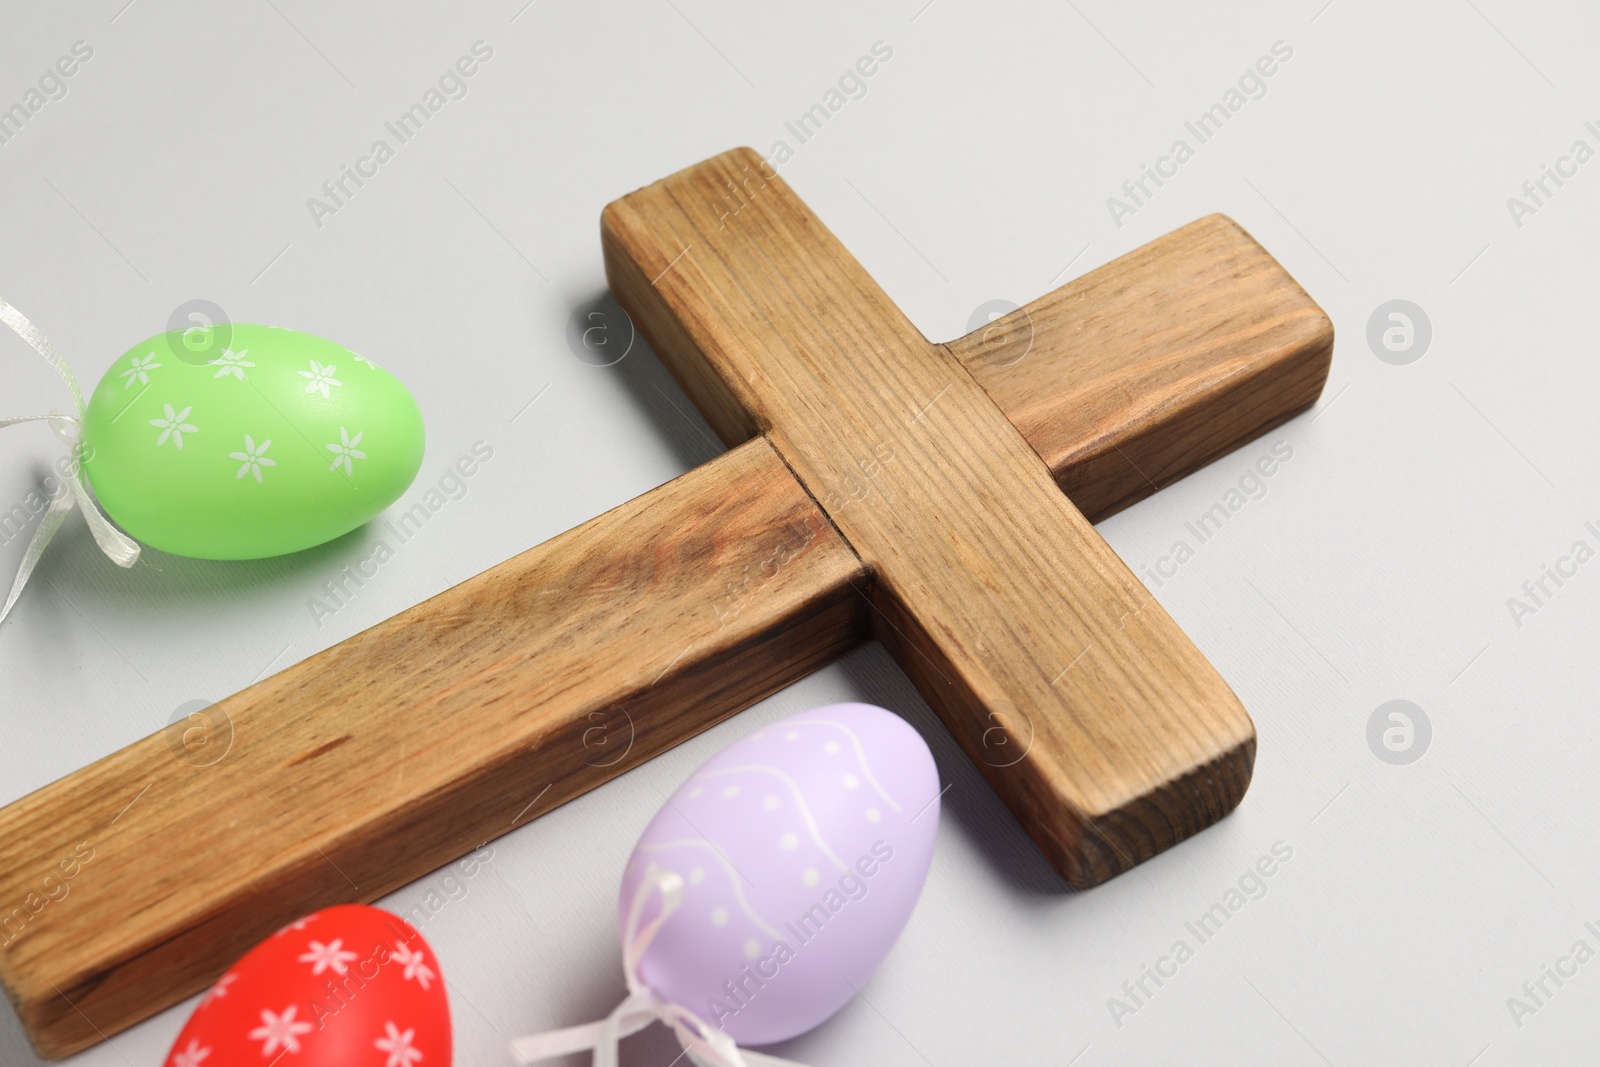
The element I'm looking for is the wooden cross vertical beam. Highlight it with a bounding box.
[603,148,1258,883]
[0,147,1330,1058]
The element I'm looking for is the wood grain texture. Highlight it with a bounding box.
[0,437,867,1059]
[601,148,1258,893]
[949,214,1333,522]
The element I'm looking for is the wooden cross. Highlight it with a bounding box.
[0,147,1330,1058]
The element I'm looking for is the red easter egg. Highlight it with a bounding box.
[163,904,450,1067]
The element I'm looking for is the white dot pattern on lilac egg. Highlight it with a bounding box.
[622,702,940,1046]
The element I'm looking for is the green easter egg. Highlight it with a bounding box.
[82,325,425,559]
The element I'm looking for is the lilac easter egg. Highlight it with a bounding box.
[621,702,940,1046]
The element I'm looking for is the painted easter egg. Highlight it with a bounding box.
[164,904,450,1067]
[622,702,940,1046]
[81,324,424,559]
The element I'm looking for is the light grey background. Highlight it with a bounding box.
[1,0,1594,1063]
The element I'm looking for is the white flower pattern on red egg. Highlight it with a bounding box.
[248,1005,312,1057]
[392,941,436,990]
[298,937,358,975]
[164,906,449,1067]
[375,1021,424,1067]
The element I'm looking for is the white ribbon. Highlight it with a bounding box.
[511,868,810,1067]
[0,298,140,625]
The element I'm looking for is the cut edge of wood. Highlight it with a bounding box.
[1056,724,1257,888]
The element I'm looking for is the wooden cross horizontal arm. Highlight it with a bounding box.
[0,437,867,1058]
[0,148,1329,1058]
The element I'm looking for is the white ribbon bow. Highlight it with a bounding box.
[0,298,140,625]
[511,868,810,1067]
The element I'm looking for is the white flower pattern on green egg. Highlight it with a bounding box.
[121,352,160,388]
[149,404,197,449]
[229,435,276,484]
[299,359,342,399]
[82,325,424,559]
[326,427,366,476]
[210,349,254,380]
